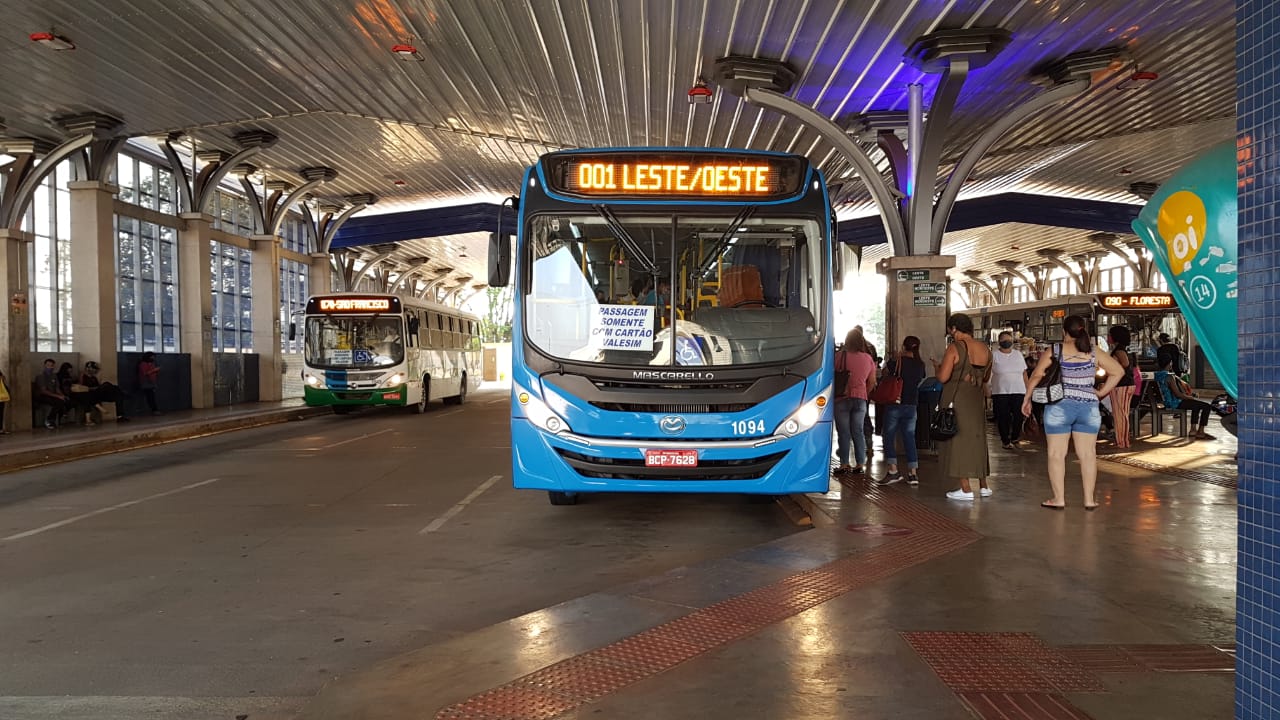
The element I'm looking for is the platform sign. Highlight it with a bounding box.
[913,295,946,307]
[912,282,946,295]
[896,270,930,282]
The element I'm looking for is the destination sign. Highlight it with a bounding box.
[543,152,807,199]
[1097,292,1176,311]
[306,296,401,314]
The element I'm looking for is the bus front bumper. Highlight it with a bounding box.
[511,419,832,495]
[304,385,408,407]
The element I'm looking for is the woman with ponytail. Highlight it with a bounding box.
[1022,315,1123,510]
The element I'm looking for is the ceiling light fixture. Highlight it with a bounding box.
[1117,62,1158,90]
[30,31,75,51]
[393,179,406,186]
[391,43,424,61]
[687,77,713,105]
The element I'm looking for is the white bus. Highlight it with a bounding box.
[296,293,482,414]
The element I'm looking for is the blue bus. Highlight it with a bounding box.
[489,148,836,505]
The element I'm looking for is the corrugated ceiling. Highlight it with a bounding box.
[0,0,1237,286]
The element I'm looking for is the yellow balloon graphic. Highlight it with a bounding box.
[1155,191,1208,276]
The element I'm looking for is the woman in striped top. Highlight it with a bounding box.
[1022,316,1124,510]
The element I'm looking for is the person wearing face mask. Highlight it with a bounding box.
[990,331,1028,449]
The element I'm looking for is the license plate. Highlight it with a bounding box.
[384,393,402,400]
[645,449,698,467]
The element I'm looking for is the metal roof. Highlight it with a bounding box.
[0,0,1236,283]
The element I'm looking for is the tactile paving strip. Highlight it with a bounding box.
[958,692,1097,720]
[1098,453,1237,489]
[837,475,981,535]
[1116,643,1236,672]
[435,479,982,719]
[902,632,1107,694]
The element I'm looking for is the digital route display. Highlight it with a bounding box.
[306,296,401,314]
[542,152,808,200]
[1097,292,1177,311]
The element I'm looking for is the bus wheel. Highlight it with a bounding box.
[548,491,579,506]
[444,374,467,405]
[332,406,353,416]
[413,377,430,414]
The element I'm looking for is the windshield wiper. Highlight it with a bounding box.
[697,205,757,278]
[592,204,657,274]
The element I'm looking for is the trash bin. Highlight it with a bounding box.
[916,376,944,450]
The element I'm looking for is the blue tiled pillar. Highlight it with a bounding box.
[1237,3,1280,718]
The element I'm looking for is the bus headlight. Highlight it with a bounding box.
[778,383,832,437]
[515,384,571,434]
[304,373,321,386]
[383,373,405,387]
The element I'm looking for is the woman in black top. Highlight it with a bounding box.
[1108,326,1136,448]
[879,336,927,485]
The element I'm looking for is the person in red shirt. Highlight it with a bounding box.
[833,328,877,475]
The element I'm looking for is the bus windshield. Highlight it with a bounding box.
[305,316,404,369]
[524,212,825,367]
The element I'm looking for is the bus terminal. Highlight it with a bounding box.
[0,2,1267,719]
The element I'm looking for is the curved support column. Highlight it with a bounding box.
[742,87,908,256]
[930,78,1089,251]
[267,178,325,237]
[349,253,393,292]
[320,203,367,254]
[194,146,261,213]
[1,135,93,229]
[161,135,196,214]
[907,58,969,256]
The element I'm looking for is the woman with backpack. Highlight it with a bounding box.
[1107,326,1137,448]
[832,328,877,476]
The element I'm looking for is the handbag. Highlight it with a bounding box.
[1031,344,1065,405]
[869,361,904,404]
[929,345,968,442]
[0,378,9,403]
[833,351,850,398]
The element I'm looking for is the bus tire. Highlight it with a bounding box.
[548,491,579,506]
[444,373,467,405]
[413,377,430,414]
[333,406,353,416]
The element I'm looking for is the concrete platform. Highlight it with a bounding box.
[0,400,329,481]
[296,415,1237,720]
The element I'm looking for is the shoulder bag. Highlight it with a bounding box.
[930,344,968,442]
[833,351,850,398]
[868,358,903,404]
[1030,344,1065,404]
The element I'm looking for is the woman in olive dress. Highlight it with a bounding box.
[934,313,992,500]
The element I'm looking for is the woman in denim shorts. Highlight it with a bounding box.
[1022,316,1124,510]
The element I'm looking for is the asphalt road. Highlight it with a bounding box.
[0,386,798,720]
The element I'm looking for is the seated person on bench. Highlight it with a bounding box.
[1154,358,1214,440]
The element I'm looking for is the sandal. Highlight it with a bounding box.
[1041,501,1065,510]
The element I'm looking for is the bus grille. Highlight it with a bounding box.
[555,449,786,481]
[587,402,753,413]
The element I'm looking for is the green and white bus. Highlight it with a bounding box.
[298,293,482,414]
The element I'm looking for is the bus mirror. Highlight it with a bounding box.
[832,243,844,291]
[488,232,511,287]
[288,322,297,341]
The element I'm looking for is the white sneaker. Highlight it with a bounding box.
[979,487,993,497]
[946,489,975,501]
